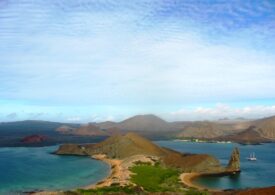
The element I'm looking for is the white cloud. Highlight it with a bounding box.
[167,104,275,121]
[66,116,82,122]
[0,0,274,121]
[6,112,18,119]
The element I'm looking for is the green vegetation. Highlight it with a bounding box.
[64,164,209,195]
[66,187,208,195]
[130,163,182,192]
[75,185,139,195]
[185,189,209,195]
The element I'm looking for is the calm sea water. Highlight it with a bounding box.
[156,141,275,190]
[1,142,274,193]
[0,146,110,194]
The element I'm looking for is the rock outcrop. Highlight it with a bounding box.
[226,147,240,172]
[20,134,48,144]
[55,144,87,155]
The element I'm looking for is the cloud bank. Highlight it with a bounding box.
[0,0,274,121]
[167,104,275,121]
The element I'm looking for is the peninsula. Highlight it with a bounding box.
[50,133,240,194]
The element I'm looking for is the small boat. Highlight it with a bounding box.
[247,152,257,161]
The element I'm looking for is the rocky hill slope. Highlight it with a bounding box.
[53,114,275,143]
[57,124,108,136]
[176,121,251,139]
[216,126,270,144]
[252,116,275,139]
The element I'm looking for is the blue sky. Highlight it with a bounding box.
[0,0,275,122]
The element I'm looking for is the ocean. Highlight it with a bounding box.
[0,146,110,194]
[1,141,275,193]
[156,140,275,190]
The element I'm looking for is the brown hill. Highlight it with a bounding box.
[104,127,123,136]
[54,114,275,141]
[176,116,275,141]
[117,114,172,132]
[56,133,239,173]
[56,125,77,134]
[82,132,167,159]
[177,121,249,139]
[96,114,172,132]
[216,126,270,144]
[97,121,118,130]
[57,124,108,136]
[252,116,275,139]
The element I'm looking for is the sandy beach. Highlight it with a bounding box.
[85,154,158,189]
[84,154,127,189]
[32,154,157,195]
[180,173,221,192]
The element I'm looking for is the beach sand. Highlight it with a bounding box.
[33,154,157,195]
[34,155,222,194]
[180,172,221,192]
[84,154,127,189]
[84,154,158,189]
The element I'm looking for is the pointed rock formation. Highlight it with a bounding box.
[227,147,240,172]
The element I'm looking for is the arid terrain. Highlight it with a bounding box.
[54,114,275,144]
[2,114,275,147]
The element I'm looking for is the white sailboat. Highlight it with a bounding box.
[247,152,257,161]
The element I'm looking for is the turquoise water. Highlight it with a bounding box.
[0,146,110,194]
[156,141,275,190]
[1,142,274,193]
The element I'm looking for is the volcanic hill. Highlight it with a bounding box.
[56,133,239,173]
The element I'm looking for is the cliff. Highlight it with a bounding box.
[55,144,88,155]
[226,147,240,172]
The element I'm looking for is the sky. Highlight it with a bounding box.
[0,0,275,122]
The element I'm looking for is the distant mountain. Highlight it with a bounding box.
[117,114,171,131]
[96,114,173,133]
[97,121,118,130]
[176,121,250,139]
[56,125,77,134]
[252,116,275,139]
[0,120,108,147]
[57,124,108,136]
[0,120,109,138]
[95,114,179,139]
[0,120,80,136]
[2,114,275,146]
[216,126,270,144]
[175,116,275,142]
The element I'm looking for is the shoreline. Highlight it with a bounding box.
[83,154,124,189]
[32,154,156,194]
[180,173,222,192]
[31,155,121,195]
